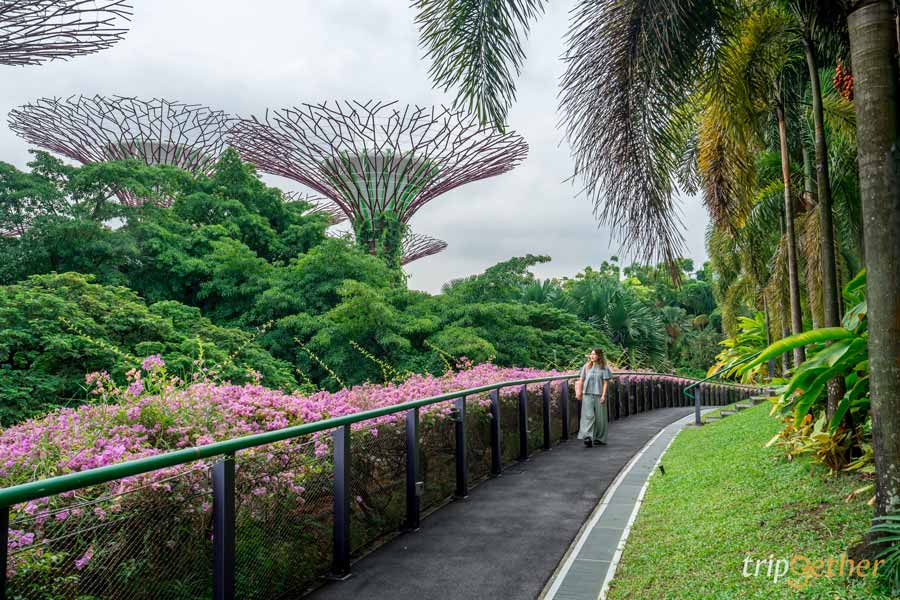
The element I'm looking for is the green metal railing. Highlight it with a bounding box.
[1,371,771,600]
[683,352,772,425]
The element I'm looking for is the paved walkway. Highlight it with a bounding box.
[542,411,701,600]
[306,407,694,600]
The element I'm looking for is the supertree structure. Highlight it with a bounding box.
[8,95,235,206]
[228,100,528,267]
[1,1,132,66]
[400,232,447,266]
[283,191,347,226]
[284,191,447,264]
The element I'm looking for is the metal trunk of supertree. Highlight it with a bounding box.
[1,1,132,66]
[8,95,235,206]
[228,100,528,265]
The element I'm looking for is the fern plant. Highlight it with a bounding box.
[869,513,900,595]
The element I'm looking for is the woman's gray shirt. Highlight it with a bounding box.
[579,363,612,395]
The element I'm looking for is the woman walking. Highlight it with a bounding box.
[575,348,612,447]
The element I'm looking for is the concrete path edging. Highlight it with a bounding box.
[540,411,701,600]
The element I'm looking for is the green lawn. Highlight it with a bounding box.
[607,404,891,600]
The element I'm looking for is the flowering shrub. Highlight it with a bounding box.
[2,358,565,599]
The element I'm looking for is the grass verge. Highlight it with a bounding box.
[607,403,888,600]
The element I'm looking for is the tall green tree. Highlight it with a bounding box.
[844,0,900,522]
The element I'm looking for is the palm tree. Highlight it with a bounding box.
[844,0,900,522]
[698,6,807,365]
[789,0,849,416]
[414,0,731,269]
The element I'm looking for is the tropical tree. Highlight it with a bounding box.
[843,0,900,522]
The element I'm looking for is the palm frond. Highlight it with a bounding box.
[414,0,547,128]
[558,0,729,270]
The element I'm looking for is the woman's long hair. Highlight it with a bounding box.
[589,348,606,368]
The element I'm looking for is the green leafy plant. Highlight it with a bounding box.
[743,270,869,430]
[709,311,770,382]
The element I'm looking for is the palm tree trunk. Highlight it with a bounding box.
[848,0,900,522]
[775,101,806,366]
[802,144,816,207]
[780,318,791,374]
[803,36,846,421]
[763,295,775,379]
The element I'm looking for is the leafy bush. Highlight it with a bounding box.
[0,272,296,424]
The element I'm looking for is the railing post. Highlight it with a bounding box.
[213,453,236,600]
[454,396,468,499]
[404,407,421,530]
[1,505,8,600]
[694,387,702,426]
[619,378,628,417]
[560,382,570,440]
[542,383,552,449]
[331,425,351,579]
[490,389,502,475]
[612,379,620,420]
[518,385,529,461]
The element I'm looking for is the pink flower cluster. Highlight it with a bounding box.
[1,361,563,503]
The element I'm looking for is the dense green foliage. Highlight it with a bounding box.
[0,151,724,423]
[0,272,296,424]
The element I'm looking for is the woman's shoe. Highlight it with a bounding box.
[595,441,607,446]
[584,439,593,448]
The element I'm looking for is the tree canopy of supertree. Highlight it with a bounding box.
[228,100,527,266]
[328,227,448,266]
[8,95,235,206]
[400,232,447,265]
[283,191,347,226]
[1,1,132,66]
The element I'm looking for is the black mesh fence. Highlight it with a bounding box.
[548,384,563,443]
[497,390,522,468]
[349,421,407,555]
[233,437,333,599]
[464,395,493,484]
[525,387,544,454]
[5,379,601,599]
[419,403,456,511]
[8,463,214,600]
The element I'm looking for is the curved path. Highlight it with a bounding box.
[305,407,693,600]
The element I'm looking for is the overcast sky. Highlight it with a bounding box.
[1,0,710,294]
